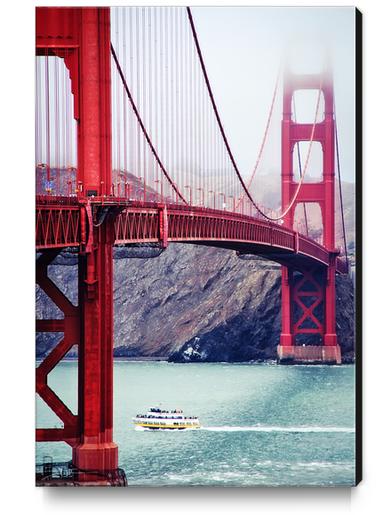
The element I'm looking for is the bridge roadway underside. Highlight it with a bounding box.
[186,240,327,272]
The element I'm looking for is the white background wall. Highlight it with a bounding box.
[0,1,388,514]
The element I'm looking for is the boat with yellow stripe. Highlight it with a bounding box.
[133,407,201,430]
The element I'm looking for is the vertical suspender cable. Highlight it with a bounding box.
[136,8,141,198]
[130,8,135,189]
[65,49,70,192]
[148,7,152,197]
[141,8,146,198]
[64,50,69,194]
[123,7,128,193]
[189,21,194,201]
[54,56,60,194]
[181,9,186,200]
[35,58,40,191]
[61,55,66,193]
[169,9,174,193]
[160,8,164,199]
[45,49,51,187]
[164,9,169,197]
[61,56,66,191]
[202,42,207,200]
[154,8,158,196]
[196,32,201,201]
[116,9,121,194]
[178,9,183,198]
[175,7,179,194]
[35,58,39,191]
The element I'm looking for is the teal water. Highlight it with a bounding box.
[36,361,356,486]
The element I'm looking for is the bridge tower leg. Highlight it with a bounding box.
[277,67,341,365]
[71,6,118,474]
[36,7,123,484]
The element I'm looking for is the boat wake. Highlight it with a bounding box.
[134,425,200,432]
[202,425,355,433]
[135,424,354,433]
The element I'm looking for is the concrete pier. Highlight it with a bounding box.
[277,345,342,365]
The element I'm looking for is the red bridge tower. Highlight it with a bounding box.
[277,68,341,364]
[35,7,125,484]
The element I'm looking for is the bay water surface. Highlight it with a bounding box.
[36,361,355,486]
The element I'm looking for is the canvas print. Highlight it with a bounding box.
[35,6,360,486]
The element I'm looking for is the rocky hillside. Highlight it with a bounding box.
[36,244,355,363]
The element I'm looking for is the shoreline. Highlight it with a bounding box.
[36,356,169,363]
[113,356,169,361]
[35,356,355,366]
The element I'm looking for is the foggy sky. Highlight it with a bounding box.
[192,6,356,183]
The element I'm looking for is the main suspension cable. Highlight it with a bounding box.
[293,95,309,236]
[236,66,281,210]
[187,6,321,222]
[186,6,264,217]
[268,82,323,220]
[334,103,349,263]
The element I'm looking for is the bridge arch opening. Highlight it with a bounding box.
[293,202,323,243]
[35,55,78,196]
[292,89,325,124]
[292,140,323,183]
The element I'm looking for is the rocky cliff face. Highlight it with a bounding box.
[36,244,355,362]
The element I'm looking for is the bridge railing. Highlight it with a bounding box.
[115,203,298,255]
[114,206,160,244]
[297,234,330,265]
[36,204,80,250]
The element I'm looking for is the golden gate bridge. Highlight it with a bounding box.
[35,6,349,485]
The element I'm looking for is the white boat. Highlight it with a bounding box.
[133,406,201,430]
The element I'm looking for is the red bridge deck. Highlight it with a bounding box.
[36,197,348,274]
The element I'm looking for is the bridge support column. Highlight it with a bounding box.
[280,266,293,346]
[321,256,341,363]
[73,216,118,473]
[70,5,118,474]
[277,264,341,365]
